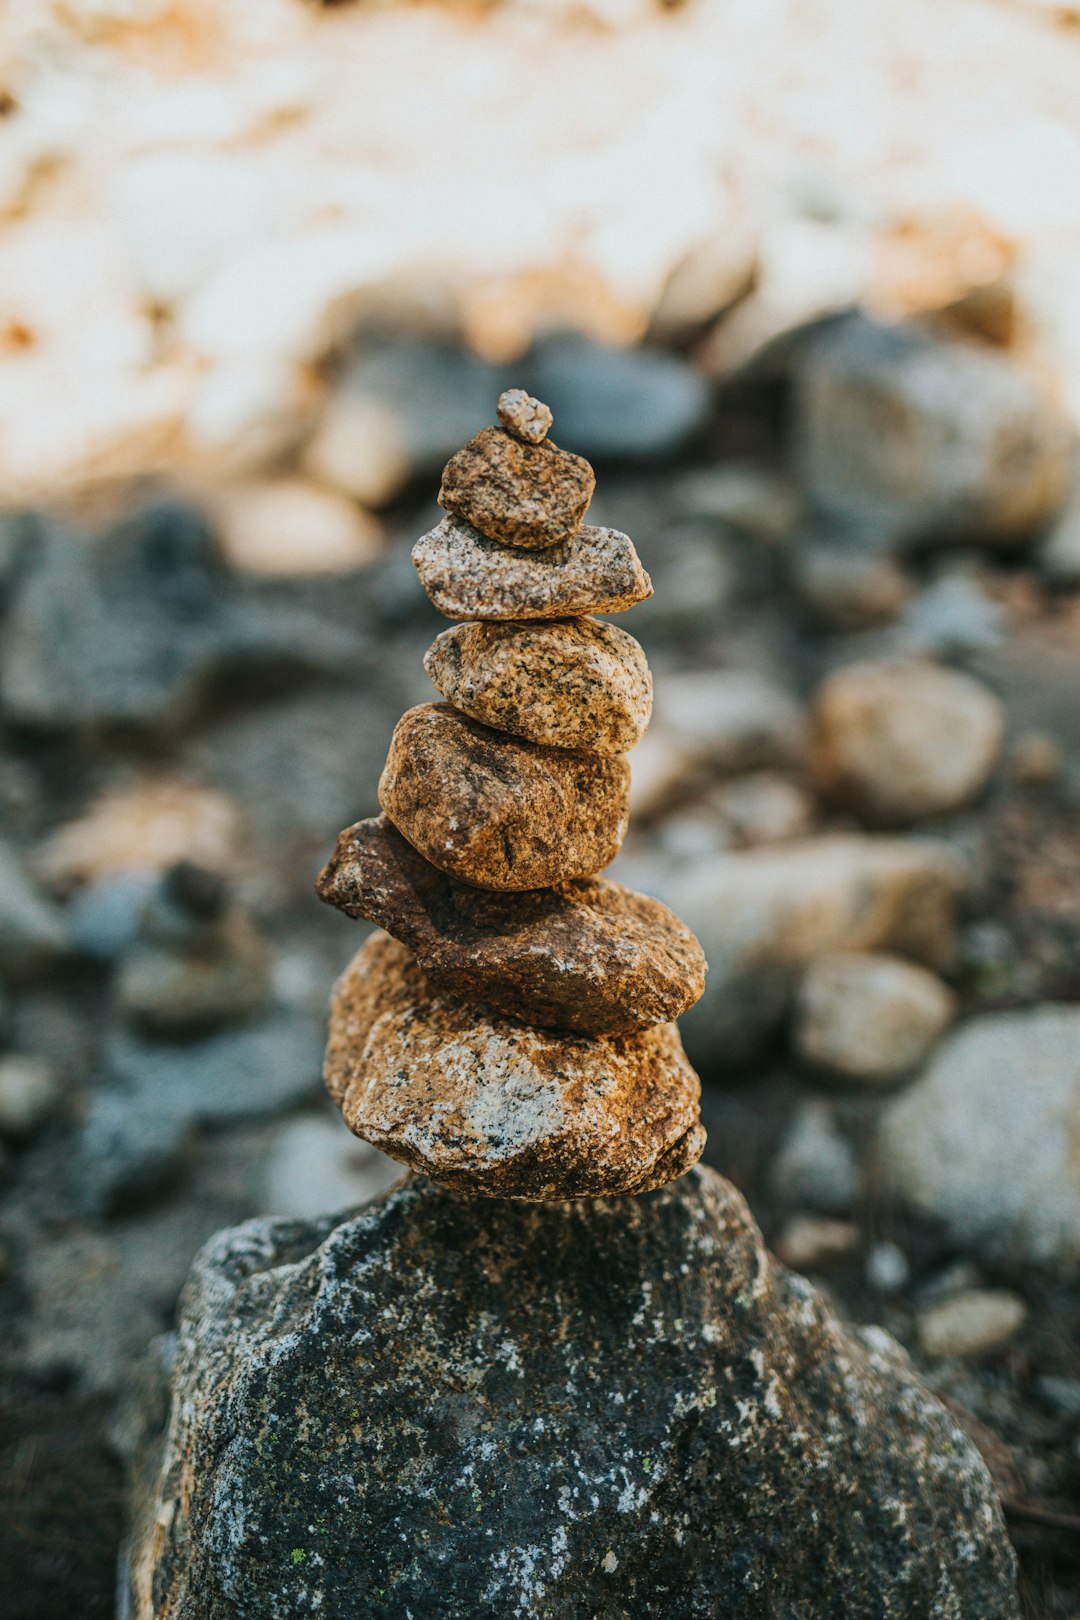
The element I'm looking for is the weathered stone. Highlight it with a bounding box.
[810,659,1005,824]
[795,313,1072,548]
[794,950,955,1085]
[880,1006,1080,1269]
[325,932,704,1200]
[115,912,269,1035]
[379,703,630,890]
[655,834,963,1066]
[654,667,806,771]
[126,1169,1019,1619]
[438,425,594,550]
[916,1289,1028,1361]
[413,515,652,620]
[423,616,652,754]
[496,387,553,445]
[317,814,705,1036]
[770,1100,861,1214]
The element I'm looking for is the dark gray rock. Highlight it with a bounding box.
[0,839,68,983]
[0,504,362,730]
[524,334,710,461]
[127,1168,1018,1619]
[79,1088,193,1216]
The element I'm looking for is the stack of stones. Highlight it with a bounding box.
[317,389,708,1200]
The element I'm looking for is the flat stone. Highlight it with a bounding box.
[916,1289,1028,1361]
[423,616,652,754]
[794,950,955,1085]
[324,932,705,1200]
[379,703,630,890]
[438,425,594,550]
[125,1169,1019,1619]
[810,659,1005,824]
[316,813,706,1036]
[496,387,552,444]
[413,515,652,621]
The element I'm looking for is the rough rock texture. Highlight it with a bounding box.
[438,425,595,550]
[795,314,1072,547]
[656,834,963,1066]
[413,515,652,620]
[424,616,652,755]
[810,659,1005,824]
[379,703,630,890]
[316,814,705,1036]
[880,1006,1080,1269]
[794,950,954,1085]
[126,1169,1019,1620]
[496,387,553,444]
[324,933,704,1199]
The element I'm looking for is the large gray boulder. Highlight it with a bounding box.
[127,1168,1018,1619]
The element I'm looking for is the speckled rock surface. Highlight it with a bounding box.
[413,516,652,620]
[810,659,1005,824]
[439,425,595,550]
[316,814,705,1036]
[496,387,553,445]
[379,703,630,890]
[126,1168,1019,1620]
[424,616,652,754]
[324,932,704,1198]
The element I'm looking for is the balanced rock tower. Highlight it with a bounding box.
[317,388,708,1200]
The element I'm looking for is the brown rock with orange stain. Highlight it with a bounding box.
[323,931,705,1200]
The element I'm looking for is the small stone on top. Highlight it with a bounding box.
[497,388,553,445]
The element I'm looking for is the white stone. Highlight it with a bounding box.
[259,1114,403,1221]
[211,479,384,576]
[655,669,805,772]
[795,951,954,1085]
[880,1006,1080,1269]
[770,1101,860,1214]
[916,1289,1028,1360]
[0,1056,61,1140]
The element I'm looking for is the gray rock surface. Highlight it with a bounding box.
[523,334,710,461]
[126,1168,1018,1619]
[880,1006,1080,1269]
[795,314,1072,547]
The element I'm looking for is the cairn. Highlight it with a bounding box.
[317,389,708,1200]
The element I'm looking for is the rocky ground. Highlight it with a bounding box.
[2,320,1080,1616]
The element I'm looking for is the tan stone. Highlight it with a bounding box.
[438,425,594,549]
[316,813,705,1036]
[413,516,652,621]
[496,388,553,445]
[379,704,630,890]
[423,617,652,755]
[810,660,1005,824]
[324,932,705,1200]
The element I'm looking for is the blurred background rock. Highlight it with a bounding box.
[3,1,1080,1616]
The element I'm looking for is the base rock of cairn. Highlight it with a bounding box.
[125,1169,1019,1619]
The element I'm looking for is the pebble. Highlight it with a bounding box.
[0,840,68,982]
[438,425,595,550]
[795,314,1071,547]
[210,478,384,576]
[37,781,237,887]
[794,543,911,631]
[325,932,704,1201]
[378,703,630,891]
[770,1100,861,1215]
[794,951,955,1085]
[810,659,1005,824]
[413,515,652,620]
[866,1241,911,1295]
[916,1289,1028,1361]
[654,668,805,771]
[79,1089,192,1216]
[522,335,710,462]
[774,1214,859,1272]
[317,814,705,1037]
[711,772,814,846]
[496,388,553,445]
[880,1005,1080,1268]
[258,1114,402,1221]
[0,1056,62,1141]
[115,914,270,1035]
[674,464,799,545]
[664,833,962,1066]
[1039,498,1080,586]
[423,616,652,755]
